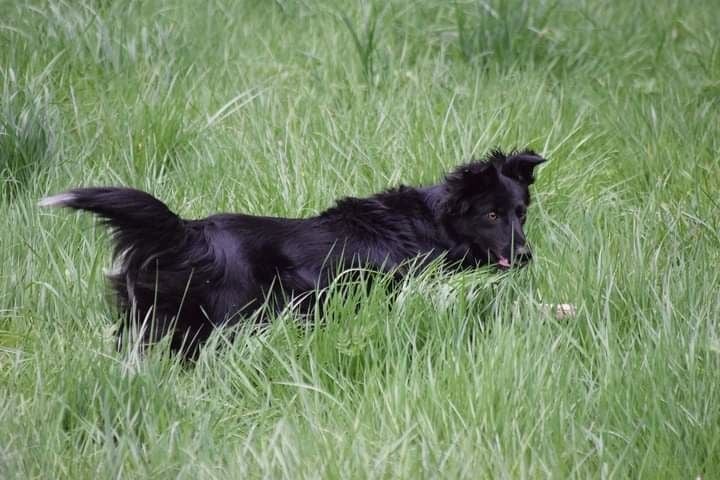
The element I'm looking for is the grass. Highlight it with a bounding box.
[1,0,719,477]
[0,68,59,198]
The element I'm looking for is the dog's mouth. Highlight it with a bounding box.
[493,251,532,270]
[496,256,511,269]
[488,250,511,269]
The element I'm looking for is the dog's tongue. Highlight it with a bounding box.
[498,256,511,268]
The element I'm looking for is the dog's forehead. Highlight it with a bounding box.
[491,173,529,206]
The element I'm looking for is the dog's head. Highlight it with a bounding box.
[442,149,546,269]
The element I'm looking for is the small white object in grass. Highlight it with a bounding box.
[540,303,577,319]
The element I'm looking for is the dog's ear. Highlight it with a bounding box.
[501,150,546,185]
[443,162,499,215]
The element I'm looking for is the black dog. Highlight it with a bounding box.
[40,149,545,355]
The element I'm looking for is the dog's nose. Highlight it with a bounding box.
[514,245,532,266]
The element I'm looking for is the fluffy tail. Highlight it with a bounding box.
[39,187,186,257]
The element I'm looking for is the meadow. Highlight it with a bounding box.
[1,0,719,477]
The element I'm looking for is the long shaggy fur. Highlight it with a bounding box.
[41,149,546,356]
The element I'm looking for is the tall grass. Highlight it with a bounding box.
[0,70,59,198]
[1,0,719,478]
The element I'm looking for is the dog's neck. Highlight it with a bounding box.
[419,184,446,217]
[419,184,461,249]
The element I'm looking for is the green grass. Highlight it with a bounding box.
[1,0,719,477]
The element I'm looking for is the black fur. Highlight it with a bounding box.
[41,149,545,355]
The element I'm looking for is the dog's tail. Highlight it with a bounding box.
[39,187,186,257]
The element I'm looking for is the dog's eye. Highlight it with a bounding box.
[488,212,498,221]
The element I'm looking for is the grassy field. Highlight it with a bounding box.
[2,0,719,477]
